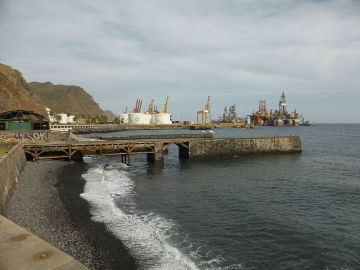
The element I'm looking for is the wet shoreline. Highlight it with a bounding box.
[7,160,137,270]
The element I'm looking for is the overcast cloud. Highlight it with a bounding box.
[0,0,359,122]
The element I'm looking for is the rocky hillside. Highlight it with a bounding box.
[29,82,114,119]
[0,63,47,116]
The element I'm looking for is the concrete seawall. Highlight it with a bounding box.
[185,136,302,160]
[86,133,213,141]
[73,124,186,134]
[0,216,88,270]
[0,144,27,215]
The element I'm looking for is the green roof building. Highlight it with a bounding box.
[0,110,49,131]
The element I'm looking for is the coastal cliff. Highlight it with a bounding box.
[0,62,114,119]
[0,63,47,116]
[29,82,115,119]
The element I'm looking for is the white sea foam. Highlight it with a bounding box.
[80,157,200,270]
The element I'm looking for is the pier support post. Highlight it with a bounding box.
[147,143,164,163]
[71,150,83,161]
[178,142,190,160]
[121,154,131,165]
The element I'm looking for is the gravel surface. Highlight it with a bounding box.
[7,160,136,270]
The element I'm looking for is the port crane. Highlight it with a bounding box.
[162,96,169,113]
[133,99,142,113]
[197,96,211,124]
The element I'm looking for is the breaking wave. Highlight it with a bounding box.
[80,157,201,270]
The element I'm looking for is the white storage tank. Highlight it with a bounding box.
[128,113,143,125]
[119,113,129,124]
[143,113,152,124]
[155,113,172,124]
[150,114,157,124]
[58,113,68,124]
[68,115,76,123]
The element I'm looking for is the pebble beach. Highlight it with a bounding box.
[7,160,137,270]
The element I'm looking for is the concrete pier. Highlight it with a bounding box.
[21,136,302,164]
[187,136,302,159]
[147,142,166,163]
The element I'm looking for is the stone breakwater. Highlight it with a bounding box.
[0,143,27,215]
[184,136,302,160]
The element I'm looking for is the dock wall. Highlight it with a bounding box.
[0,130,69,142]
[0,144,27,215]
[86,133,213,141]
[73,124,186,134]
[188,136,302,160]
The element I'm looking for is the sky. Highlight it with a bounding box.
[0,0,359,123]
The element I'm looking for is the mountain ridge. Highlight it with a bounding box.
[29,81,115,119]
[0,63,48,116]
[1,63,115,120]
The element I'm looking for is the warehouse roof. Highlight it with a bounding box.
[0,110,48,121]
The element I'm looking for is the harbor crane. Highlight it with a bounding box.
[133,99,143,113]
[147,99,155,113]
[162,96,170,113]
[197,96,211,124]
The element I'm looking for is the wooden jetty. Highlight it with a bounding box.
[22,138,193,164]
[22,136,302,165]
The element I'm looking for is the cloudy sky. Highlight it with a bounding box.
[0,0,359,122]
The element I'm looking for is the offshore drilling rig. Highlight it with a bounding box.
[250,92,307,126]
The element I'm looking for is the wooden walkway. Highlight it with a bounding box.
[22,138,198,164]
[22,136,302,164]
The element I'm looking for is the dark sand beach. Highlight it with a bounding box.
[7,160,137,270]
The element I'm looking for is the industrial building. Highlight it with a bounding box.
[249,92,304,126]
[45,108,76,124]
[120,97,172,125]
[0,110,49,130]
[220,104,244,123]
[197,96,212,124]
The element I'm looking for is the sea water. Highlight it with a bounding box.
[80,124,360,269]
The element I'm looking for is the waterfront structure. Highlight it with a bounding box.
[250,92,304,126]
[45,107,56,123]
[0,110,49,131]
[120,97,172,125]
[221,104,243,123]
[22,135,301,164]
[45,108,76,124]
[119,113,129,124]
[197,96,211,124]
[49,123,103,132]
[57,113,76,124]
[278,92,287,113]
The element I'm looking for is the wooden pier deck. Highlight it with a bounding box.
[22,138,196,164]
